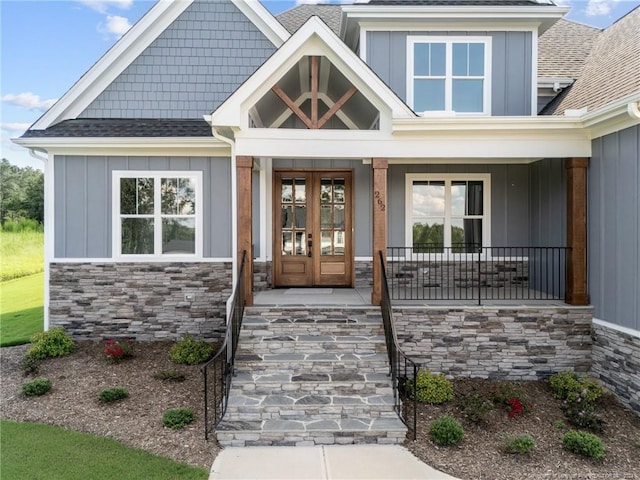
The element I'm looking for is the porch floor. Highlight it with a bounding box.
[253,288,568,307]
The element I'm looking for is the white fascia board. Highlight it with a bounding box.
[233,124,590,159]
[358,20,541,31]
[32,0,194,130]
[231,0,290,47]
[580,93,640,140]
[392,116,585,132]
[13,137,231,157]
[208,16,414,129]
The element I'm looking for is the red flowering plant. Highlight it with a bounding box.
[491,383,533,419]
[104,339,134,362]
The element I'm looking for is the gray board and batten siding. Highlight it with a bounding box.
[589,125,640,331]
[54,156,232,259]
[367,31,532,116]
[79,0,276,119]
[387,162,565,248]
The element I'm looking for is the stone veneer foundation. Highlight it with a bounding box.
[591,320,640,416]
[393,306,593,380]
[49,262,232,341]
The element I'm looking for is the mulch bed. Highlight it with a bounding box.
[405,378,640,479]
[1,342,639,478]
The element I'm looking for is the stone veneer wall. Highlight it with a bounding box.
[393,306,593,380]
[50,262,232,341]
[591,321,640,416]
[253,261,271,291]
[355,260,373,289]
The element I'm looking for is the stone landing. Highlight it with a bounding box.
[216,307,407,446]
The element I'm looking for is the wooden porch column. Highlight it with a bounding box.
[565,157,589,306]
[236,156,253,306]
[371,158,388,306]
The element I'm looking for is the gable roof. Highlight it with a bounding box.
[277,4,343,35]
[366,0,549,5]
[29,0,289,132]
[21,119,211,138]
[547,6,640,115]
[538,18,600,79]
[207,16,414,130]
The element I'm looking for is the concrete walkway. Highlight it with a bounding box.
[209,445,459,480]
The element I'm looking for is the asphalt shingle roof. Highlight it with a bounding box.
[276,4,343,35]
[538,19,601,79]
[21,119,212,138]
[546,6,640,115]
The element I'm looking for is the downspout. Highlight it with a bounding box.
[204,117,238,325]
[29,148,51,331]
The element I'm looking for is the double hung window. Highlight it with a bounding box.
[406,174,490,253]
[408,37,491,115]
[114,171,202,258]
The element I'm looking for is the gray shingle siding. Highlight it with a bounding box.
[79,0,276,119]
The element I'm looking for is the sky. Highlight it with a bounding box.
[1,0,638,171]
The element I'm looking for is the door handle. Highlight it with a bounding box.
[307,240,312,257]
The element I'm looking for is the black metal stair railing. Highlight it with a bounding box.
[202,250,247,441]
[387,245,569,304]
[379,251,419,440]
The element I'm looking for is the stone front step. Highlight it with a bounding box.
[216,418,407,447]
[216,306,405,447]
[237,334,387,355]
[225,392,396,421]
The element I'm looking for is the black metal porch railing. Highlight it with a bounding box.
[387,246,569,304]
[379,251,419,440]
[203,250,247,441]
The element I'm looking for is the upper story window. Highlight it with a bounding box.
[407,37,491,115]
[113,171,203,258]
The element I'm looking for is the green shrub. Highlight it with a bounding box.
[162,408,196,429]
[457,393,493,423]
[21,354,42,376]
[405,369,454,404]
[27,327,76,360]
[504,434,536,454]
[98,387,129,403]
[550,371,603,403]
[153,370,186,382]
[169,336,215,365]
[429,415,464,446]
[22,378,52,397]
[562,430,605,459]
[550,372,604,433]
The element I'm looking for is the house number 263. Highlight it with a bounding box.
[374,191,385,211]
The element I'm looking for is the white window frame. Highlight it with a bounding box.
[112,171,204,260]
[405,173,491,257]
[407,36,492,116]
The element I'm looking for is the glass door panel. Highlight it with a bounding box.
[319,177,345,257]
[280,177,307,256]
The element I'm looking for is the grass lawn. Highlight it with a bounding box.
[0,230,44,282]
[0,420,209,480]
[0,273,44,347]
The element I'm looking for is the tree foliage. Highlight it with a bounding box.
[0,159,44,224]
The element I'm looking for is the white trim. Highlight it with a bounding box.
[14,137,231,157]
[230,0,290,47]
[530,28,538,117]
[50,257,232,263]
[359,27,368,61]
[44,152,54,331]
[407,36,492,116]
[32,0,194,130]
[358,22,542,32]
[593,318,640,340]
[405,173,491,250]
[112,170,203,259]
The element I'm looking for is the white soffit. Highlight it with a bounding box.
[208,16,415,129]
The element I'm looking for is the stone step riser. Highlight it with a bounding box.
[234,364,390,376]
[231,384,394,397]
[224,406,399,422]
[217,431,406,447]
[237,344,387,355]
